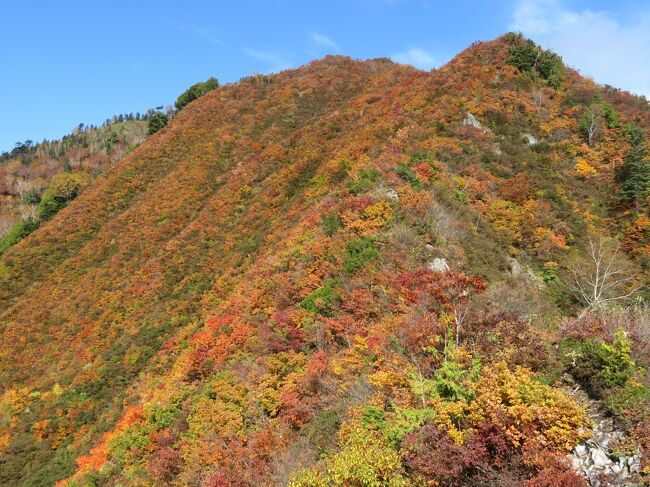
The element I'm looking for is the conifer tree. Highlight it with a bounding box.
[618,123,650,209]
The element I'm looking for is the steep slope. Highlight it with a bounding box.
[0,35,648,486]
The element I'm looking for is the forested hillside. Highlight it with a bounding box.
[0,119,148,252]
[0,34,649,486]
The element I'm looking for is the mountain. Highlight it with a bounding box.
[1,34,649,486]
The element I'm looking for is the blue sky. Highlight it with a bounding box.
[1,0,649,152]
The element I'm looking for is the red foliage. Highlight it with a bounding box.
[146,447,182,483]
[402,422,584,486]
[397,269,486,312]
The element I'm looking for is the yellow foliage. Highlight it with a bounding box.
[289,424,410,486]
[466,362,590,451]
[575,158,597,178]
[486,199,523,244]
[342,201,393,235]
[0,387,32,451]
[368,367,413,407]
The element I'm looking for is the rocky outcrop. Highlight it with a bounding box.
[567,387,642,486]
[375,185,399,202]
[508,257,523,277]
[428,257,450,272]
[462,111,484,130]
[522,133,539,145]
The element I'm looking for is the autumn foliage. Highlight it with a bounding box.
[1,34,649,486]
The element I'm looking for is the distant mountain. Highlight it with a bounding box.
[0,34,648,486]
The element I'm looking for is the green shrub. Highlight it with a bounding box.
[561,329,636,397]
[300,279,340,315]
[38,172,90,221]
[432,356,480,402]
[507,39,538,72]
[361,405,434,447]
[395,163,419,185]
[342,237,380,273]
[410,151,434,164]
[320,213,341,236]
[604,382,650,419]
[507,39,564,88]
[0,217,40,255]
[302,408,342,454]
[348,168,381,195]
[537,50,564,88]
[21,188,41,205]
[147,112,168,135]
[175,77,219,111]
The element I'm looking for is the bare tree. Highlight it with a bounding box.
[19,203,39,220]
[572,237,638,312]
[0,216,12,236]
[580,105,605,148]
[10,176,34,200]
[532,88,545,111]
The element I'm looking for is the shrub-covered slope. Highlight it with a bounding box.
[0,35,649,486]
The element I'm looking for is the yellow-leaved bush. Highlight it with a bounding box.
[289,424,409,487]
[465,361,590,451]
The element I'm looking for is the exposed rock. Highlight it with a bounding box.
[610,463,623,475]
[522,133,538,144]
[575,444,588,458]
[568,388,643,486]
[375,185,399,202]
[462,111,483,130]
[428,257,449,272]
[508,257,523,277]
[585,466,602,487]
[591,447,609,468]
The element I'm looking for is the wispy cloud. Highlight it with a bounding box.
[179,24,226,46]
[510,0,650,98]
[308,32,339,51]
[243,47,293,73]
[391,47,437,70]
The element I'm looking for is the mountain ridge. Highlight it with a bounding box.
[1,34,649,486]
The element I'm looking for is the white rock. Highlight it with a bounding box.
[591,448,610,469]
[610,463,623,475]
[595,432,612,448]
[509,257,523,277]
[382,187,399,202]
[574,444,587,457]
[428,257,450,272]
[586,466,602,487]
[569,455,582,470]
[462,111,483,130]
[522,133,538,144]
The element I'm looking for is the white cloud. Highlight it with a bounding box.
[243,48,293,73]
[180,24,226,46]
[391,47,437,70]
[308,32,338,51]
[510,0,650,98]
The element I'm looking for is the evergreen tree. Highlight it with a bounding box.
[175,76,219,111]
[147,111,168,135]
[618,123,650,209]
